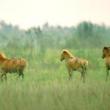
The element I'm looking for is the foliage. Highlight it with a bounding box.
[0,21,110,54]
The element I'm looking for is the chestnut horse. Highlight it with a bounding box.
[60,49,88,82]
[0,52,27,80]
[102,47,110,81]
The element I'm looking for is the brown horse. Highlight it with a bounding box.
[60,49,88,82]
[102,47,110,81]
[0,52,27,80]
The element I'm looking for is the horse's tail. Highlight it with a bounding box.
[85,60,88,66]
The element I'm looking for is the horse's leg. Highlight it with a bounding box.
[21,72,24,79]
[68,69,72,80]
[81,71,83,80]
[81,71,85,83]
[0,74,4,81]
[106,68,109,81]
[0,72,7,81]
[81,66,86,83]
[83,66,87,82]
[4,73,7,81]
[18,70,24,79]
[83,71,86,83]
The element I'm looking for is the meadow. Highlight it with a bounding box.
[0,21,110,110]
[0,48,110,110]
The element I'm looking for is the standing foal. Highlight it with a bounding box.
[60,49,88,82]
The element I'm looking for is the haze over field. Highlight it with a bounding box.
[0,0,110,29]
[1,1,110,110]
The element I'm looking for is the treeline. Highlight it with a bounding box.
[0,21,110,51]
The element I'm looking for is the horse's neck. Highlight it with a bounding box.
[0,57,7,63]
[105,54,110,58]
[65,55,75,61]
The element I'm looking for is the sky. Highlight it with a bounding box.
[0,0,110,29]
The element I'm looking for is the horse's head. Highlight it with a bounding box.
[102,47,110,58]
[60,49,73,61]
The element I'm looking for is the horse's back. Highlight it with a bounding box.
[1,58,27,72]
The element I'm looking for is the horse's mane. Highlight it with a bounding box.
[0,53,7,61]
[62,49,74,58]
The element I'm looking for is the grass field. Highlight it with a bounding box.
[0,48,110,110]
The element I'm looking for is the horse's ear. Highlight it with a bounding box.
[63,50,68,54]
[103,47,108,50]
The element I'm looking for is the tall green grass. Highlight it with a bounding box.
[0,48,109,110]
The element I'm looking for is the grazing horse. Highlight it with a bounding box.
[0,52,27,80]
[60,49,88,82]
[102,47,110,81]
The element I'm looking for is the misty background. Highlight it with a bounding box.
[0,21,110,57]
